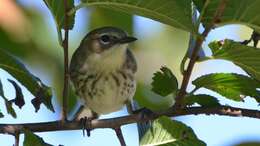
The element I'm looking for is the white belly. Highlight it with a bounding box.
[83,71,136,114]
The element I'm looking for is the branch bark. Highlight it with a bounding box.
[1,105,260,135]
[14,132,19,146]
[61,0,70,121]
[114,127,126,146]
[175,0,228,108]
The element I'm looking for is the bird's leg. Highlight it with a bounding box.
[80,111,98,137]
[133,107,156,119]
[126,101,134,114]
[126,100,156,119]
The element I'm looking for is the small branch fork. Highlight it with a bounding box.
[1,105,260,135]
[174,0,228,108]
[61,0,70,121]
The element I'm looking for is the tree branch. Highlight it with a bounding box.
[1,105,260,135]
[175,0,228,108]
[61,0,70,121]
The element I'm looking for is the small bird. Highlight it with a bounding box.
[69,27,137,120]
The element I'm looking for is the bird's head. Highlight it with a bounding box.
[80,27,137,70]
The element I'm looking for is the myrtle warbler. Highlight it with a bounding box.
[69,27,137,118]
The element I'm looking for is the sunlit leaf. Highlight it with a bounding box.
[140,116,206,146]
[209,39,260,81]
[152,66,178,97]
[193,0,260,33]
[43,0,75,30]
[184,94,220,107]
[23,129,53,146]
[192,73,260,102]
[79,0,194,32]
[8,79,25,109]
[0,49,54,112]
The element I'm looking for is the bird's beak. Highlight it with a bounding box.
[118,36,137,44]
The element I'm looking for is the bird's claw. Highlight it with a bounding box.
[133,108,155,119]
[80,117,92,137]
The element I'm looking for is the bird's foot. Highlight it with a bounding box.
[80,116,93,137]
[133,108,156,119]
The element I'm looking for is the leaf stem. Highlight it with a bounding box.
[195,0,210,31]
[57,27,63,47]
[61,0,70,121]
[180,4,198,75]
[68,3,85,16]
[174,0,228,108]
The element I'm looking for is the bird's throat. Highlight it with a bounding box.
[87,44,128,72]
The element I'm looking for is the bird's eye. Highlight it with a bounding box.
[100,35,110,44]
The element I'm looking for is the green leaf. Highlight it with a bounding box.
[23,129,53,146]
[0,49,54,112]
[0,79,17,118]
[192,73,260,102]
[152,66,178,97]
[134,84,175,112]
[79,0,194,32]
[43,0,75,30]
[140,116,206,146]
[89,7,133,35]
[209,39,260,82]
[208,40,222,55]
[184,94,220,107]
[193,0,260,33]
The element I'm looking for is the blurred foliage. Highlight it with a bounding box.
[89,7,133,35]
[134,84,174,111]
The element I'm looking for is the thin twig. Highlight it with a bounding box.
[61,0,70,121]
[175,0,228,108]
[14,132,19,146]
[114,127,126,146]
[1,105,260,135]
